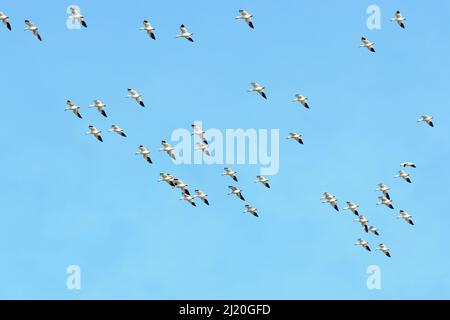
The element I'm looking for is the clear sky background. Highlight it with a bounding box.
[1,0,449,299]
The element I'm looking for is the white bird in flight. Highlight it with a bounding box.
[355,238,371,252]
[140,20,155,40]
[286,132,304,144]
[24,20,42,41]
[158,173,175,187]
[176,24,193,42]
[390,11,406,29]
[369,226,380,236]
[126,88,145,107]
[244,205,259,217]
[343,201,360,216]
[248,82,267,99]
[255,175,270,188]
[135,145,152,164]
[89,100,107,117]
[359,37,375,52]
[159,141,176,160]
[0,11,12,31]
[417,115,434,127]
[180,192,196,207]
[194,190,209,205]
[354,215,369,233]
[395,170,412,183]
[108,125,126,137]
[69,7,87,28]
[191,124,208,144]
[377,196,394,209]
[376,243,391,258]
[376,183,391,200]
[398,210,414,225]
[221,168,238,182]
[196,142,211,156]
[401,162,416,168]
[65,100,82,119]
[228,186,245,201]
[235,10,254,29]
[85,125,103,142]
[292,94,309,109]
[173,178,190,195]
[321,192,339,211]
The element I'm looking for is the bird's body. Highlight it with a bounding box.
[244,204,259,217]
[377,196,394,209]
[401,162,416,168]
[398,210,414,225]
[354,215,369,233]
[65,100,82,119]
[176,24,193,42]
[395,170,412,183]
[173,179,190,195]
[180,192,196,206]
[191,124,208,144]
[359,37,375,52]
[255,175,270,188]
[194,190,209,205]
[135,145,152,164]
[248,82,267,99]
[69,7,87,28]
[292,94,309,109]
[235,10,254,29]
[376,183,391,200]
[390,11,406,29]
[222,168,238,182]
[158,173,175,187]
[24,20,42,41]
[0,11,11,31]
[140,20,155,40]
[355,238,371,252]
[376,244,391,257]
[159,141,176,160]
[344,201,359,215]
[321,192,339,211]
[108,125,126,137]
[369,226,380,236]
[196,142,210,156]
[417,115,434,127]
[228,186,245,201]
[86,125,103,142]
[126,88,145,107]
[89,100,107,117]
[286,132,304,144]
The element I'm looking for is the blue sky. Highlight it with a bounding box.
[1,0,449,299]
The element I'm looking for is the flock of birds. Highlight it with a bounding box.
[1,7,437,259]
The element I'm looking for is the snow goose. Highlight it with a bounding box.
[321,192,339,211]
[85,125,103,142]
[69,7,87,28]
[126,88,145,107]
[354,215,369,233]
[108,125,126,137]
[376,183,391,200]
[286,132,304,144]
[395,170,412,183]
[158,173,175,187]
[135,145,152,164]
[292,94,309,109]
[401,162,416,168]
[191,124,208,144]
[376,244,391,257]
[398,210,414,225]
[0,11,11,30]
[255,175,270,188]
[244,205,258,217]
[89,100,107,117]
[343,201,359,215]
[369,226,380,236]
[355,238,371,252]
[176,24,193,42]
[417,115,434,127]
[173,179,190,195]
[24,20,41,41]
[159,141,176,160]
[65,100,82,119]
[377,196,394,209]
[196,142,211,156]
[390,11,406,29]
[228,186,245,201]
[180,192,196,207]
[221,168,238,182]
[194,190,209,205]
[248,82,267,99]
[359,37,375,52]
[140,20,155,40]
[235,10,254,29]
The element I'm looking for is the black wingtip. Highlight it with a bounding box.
[76,113,82,119]
[101,110,107,117]
[409,220,414,225]
[120,132,127,137]
[204,199,209,205]
[366,247,371,252]
[334,205,339,212]
[233,177,238,182]
[248,22,254,29]
[150,33,156,40]
[304,103,309,109]
[406,178,412,183]
[139,101,145,107]
[81,21,87,28]
[188,37,194,42]
[6,22,11,31]
[364,225,369,233]
[429,122,434,127]
[265,184,270,189]
[386,252,391,258]
[386,193,391,200]
[354,210,359,216]
[375,231,379,236]
[146,157,152,164]
[370,48,375,52]
[97,136,103,142]
[389,205,394,209]
[261,92,267,99]
[37,34,42,41]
